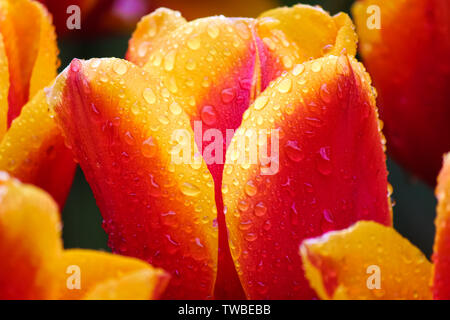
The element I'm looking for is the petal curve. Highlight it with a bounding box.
[223,55,392,299]
[48,58,218,299]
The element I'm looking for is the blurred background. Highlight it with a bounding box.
[54,0,436,258]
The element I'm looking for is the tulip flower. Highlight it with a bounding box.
[352,0,450,184]
[0,0,76,207]
[301,152,450,300]
[46,4,393,300]
[0,171,169,300]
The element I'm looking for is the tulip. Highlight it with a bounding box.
[46,4,392,299]
[301,152,450,300]
[0,0,76,207]
[352,0,450,184]
[0,171,169,300]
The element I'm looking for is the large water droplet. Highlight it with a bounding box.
[201,105,217,126]
[180,182,201,197]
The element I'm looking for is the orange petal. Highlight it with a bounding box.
[352,0,450,184]
[0,171,62,299]
[48,58,218,299]
[0,90,76,208]
[0,33,9,138]
[58,249,169,300]
[142,16,266,299]
[433,153,450,299]
[301,221,432,300]
[223,55,392,299]
[0,0,59,125]
[126,8,186,67]
[258,4,357,61]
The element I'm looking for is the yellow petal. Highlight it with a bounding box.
[84,269,169,300]
[126,8,186,67]
[0,171,62,299]
[0,33,8,139]
[58,249,169,300]
[258,4,357,61]
[301,221,432,299]
[0,89,76,207]
[0,0,59,124]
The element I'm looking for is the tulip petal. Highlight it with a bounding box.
[126,8,186,67]
[0,0,59,125]
[0,33,9,138]
[433,153,450,299]
[258,4,357,61]
[0,172,62,299]
[0,90,76,207]
[143,16,266,299]
[352,0,450,184]
[223,55,392,299]
[58,249,169,300]
[301,221,432,300]
[48,58,218,299]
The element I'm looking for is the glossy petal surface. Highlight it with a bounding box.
[353,0,450,184]
[259,4,357,61]
[0,0,59,125]
[301,221,432,300]
[433,153,450,299]
[223,55,391,299]
[58,249,169,300]
[126,8,186,67]
[0,90,76,207]
[0,172,62,299]
[48,58,218,299]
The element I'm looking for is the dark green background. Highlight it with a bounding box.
[59,0,437,257]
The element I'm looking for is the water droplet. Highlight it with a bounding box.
[277,78,292,93]
[90,58,101,68]
[143,88,156,104]
[221,88,235,103]
[254,96,268,111]
[185,58,196,71]
[292,64,305,76]
[164,50,176,71]
[320,83,332,104]
[244,180,257,197]
[141,137,157,158]
[70,59,82,73]
[169,102,182,115]
[207,24,220,39]
[254,202,267,217]
[282,56,293,69]
[235,21,250,39]
[245,233,258,242]
[285,140,303,162]
[180,182,201,197]
[187,37,201,50]
[124,131,135,145]
[311,61,322,72]
[201,105,217,126]
[113,61,127,75]
[323,209,334,223]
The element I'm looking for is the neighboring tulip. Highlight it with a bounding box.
[0,171,169,300]
[300,153,450,300]
[0,0,76,206]
[352,0,450,184]
[47,5,392,300]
